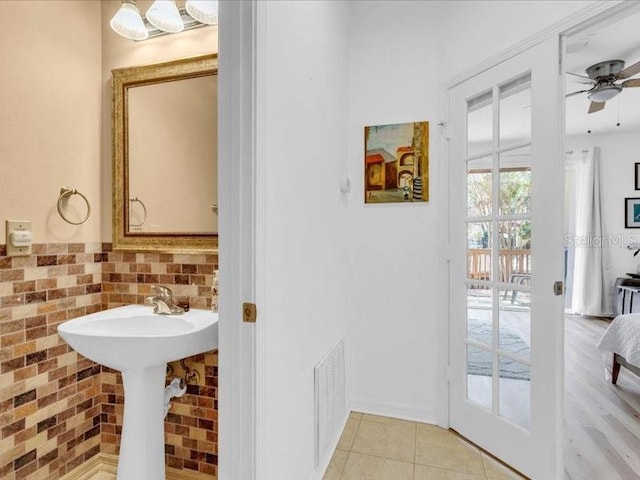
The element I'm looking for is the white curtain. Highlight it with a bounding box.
[571,147,611,316]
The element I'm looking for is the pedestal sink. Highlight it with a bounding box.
[57,305,218,480]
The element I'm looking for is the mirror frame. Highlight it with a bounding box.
[112,54,218,253]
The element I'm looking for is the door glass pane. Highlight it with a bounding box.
[467,285,492,346]
[499,146,531,215]
[467,157,492,217]
[499,75,531,149]
[498,290,530,361]
[467,222,492,281]
[499,356,531,430]
[467,344,492,410]
[499,220,531,284]
[467,91,493,157]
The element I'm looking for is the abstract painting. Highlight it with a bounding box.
[365,121,429,204]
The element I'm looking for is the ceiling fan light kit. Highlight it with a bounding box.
[567,58,640,114]
[588,85,622,103]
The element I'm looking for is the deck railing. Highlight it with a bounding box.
[467,249,531,283]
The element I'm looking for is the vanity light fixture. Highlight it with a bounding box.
[185,0,218,25]
[110,0,218,41]
[110,0,149,41]
[146,0,184,33]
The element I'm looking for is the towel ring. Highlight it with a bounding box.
[129,196,148,227]
[57,187,91,225]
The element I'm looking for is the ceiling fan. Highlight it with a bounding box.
[566,59,640,113]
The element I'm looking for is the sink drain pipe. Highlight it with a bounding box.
[164,377,187,417]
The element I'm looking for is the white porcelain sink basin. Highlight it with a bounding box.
[57,304,218,480]
[58,304,218,371]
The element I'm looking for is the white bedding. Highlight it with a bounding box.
[597,313,640,369]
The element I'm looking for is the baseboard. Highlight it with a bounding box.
[349,398,437,425]
[59,454,114,480]
[60,453,216,480]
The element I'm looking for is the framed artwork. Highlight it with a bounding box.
[625,197,640,228]
[635,163,640,190]
[364,121,429,203]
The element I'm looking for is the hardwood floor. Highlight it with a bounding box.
[565,315,640,480]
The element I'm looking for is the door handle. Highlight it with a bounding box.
[553,281,564,296]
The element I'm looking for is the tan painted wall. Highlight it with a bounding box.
[0,1,102,242]
[101,0,218,241]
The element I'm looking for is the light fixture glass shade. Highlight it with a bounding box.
[185,0,219,25]
[587,86,622,103]
[110,0,149,41]
[146,0,184,33]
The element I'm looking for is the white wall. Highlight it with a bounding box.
[346,0,441,422]
[567,132,640,314]
[435,0,593,80]
[343,0,598,425]
[257,0,604,476]
[259,2,350,479]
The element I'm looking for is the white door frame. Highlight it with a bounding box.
[436,0,633,465]
[218,1,259,479]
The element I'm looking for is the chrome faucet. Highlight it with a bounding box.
[145,285,185,315]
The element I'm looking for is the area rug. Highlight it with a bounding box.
[467,316,530,381]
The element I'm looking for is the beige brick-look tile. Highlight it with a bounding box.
[23,267,48,281]
[0,281,13,297]
[12,304,38,321]
[11,256,36,268]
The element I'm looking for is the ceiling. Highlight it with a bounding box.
[565,10,640,137]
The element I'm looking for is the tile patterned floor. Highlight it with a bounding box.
[324,412,526,480]
[88,473,115,480]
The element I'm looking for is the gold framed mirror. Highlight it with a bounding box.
[112,54,218,253]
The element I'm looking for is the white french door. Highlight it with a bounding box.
[449,37,564,479]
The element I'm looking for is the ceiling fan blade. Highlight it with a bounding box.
[619,61,640,79]
[566,89,591,98]
[588,101,606,114]
[623,78,640,88]
[566,71,593,81]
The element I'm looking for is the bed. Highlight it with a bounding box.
[596,313,640,384]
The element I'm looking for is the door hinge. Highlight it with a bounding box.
[243,302,257,323]
[553,281,564,296]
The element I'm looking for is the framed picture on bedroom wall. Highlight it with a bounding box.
[635,163,640,190]
[625,197,640,228]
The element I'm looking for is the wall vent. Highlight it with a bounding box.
[314,339,346,467]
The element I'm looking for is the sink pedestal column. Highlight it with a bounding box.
[117,364,166,480]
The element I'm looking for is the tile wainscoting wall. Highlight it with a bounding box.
[0,243,218,480]
[100,244,218,477]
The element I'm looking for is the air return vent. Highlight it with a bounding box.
[314,339,346,467]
